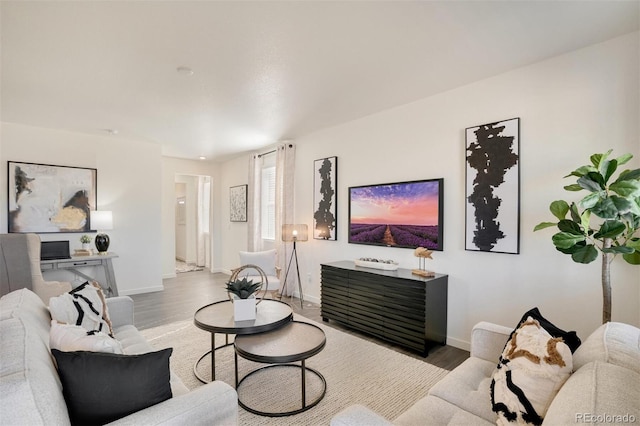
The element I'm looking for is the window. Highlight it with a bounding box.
[261,154,276,240]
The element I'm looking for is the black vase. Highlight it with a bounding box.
[95,233,110,253]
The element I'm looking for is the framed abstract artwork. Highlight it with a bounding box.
[8,161,97,233]
[230,184,248,222]
[313,156,338,240]
[465,118,520,254]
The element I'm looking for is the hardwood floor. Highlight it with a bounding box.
[129,269,469,371]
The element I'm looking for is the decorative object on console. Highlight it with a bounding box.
[533,150,640,324]
[226,275,262,321]
[8,161,97,234]
[91,210,113,253]
[349,178,444,250]
[282,224,308,308]
[79,234,91,250]
[230,184,248,222]
[313,156,338,240]
[465,117,520,254]
[412,247,435,277]
[354,257,399,271]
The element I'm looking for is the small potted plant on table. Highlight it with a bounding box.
[79,235,92,251]
[226,277,262,321]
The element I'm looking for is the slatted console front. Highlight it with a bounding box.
[321,261,448,356]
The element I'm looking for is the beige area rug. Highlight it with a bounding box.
[141,316,449,425]
[175,260,203,273]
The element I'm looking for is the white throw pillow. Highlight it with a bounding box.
[50,320,123,354]
[491,316,573,425]
[49,281,114,336]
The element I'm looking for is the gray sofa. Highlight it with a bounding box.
[0,288,238,425]
[332,321,640,425]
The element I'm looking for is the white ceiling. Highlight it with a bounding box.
[2,1,638,161]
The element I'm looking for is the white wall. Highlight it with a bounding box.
[0,122,164,295]
[218,32,640,350]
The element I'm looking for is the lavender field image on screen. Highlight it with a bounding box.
[348,179,443,250]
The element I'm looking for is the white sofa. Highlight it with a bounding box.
[332,321,640,425]
[0,288,238,425]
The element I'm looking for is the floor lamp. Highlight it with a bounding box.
[281,224,308,308]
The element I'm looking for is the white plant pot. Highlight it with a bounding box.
[82,243,91,250]
[233,295,256,321]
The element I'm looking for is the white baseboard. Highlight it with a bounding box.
[446,336,470,352]
[119,285,164,296]
[163,273,177,279]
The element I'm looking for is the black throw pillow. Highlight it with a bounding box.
[511,307,581,353]
[52,348,173,425]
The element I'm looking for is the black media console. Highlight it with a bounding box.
[320,261,448,356]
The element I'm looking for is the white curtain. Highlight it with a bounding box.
[247,143,296,295]
[275,143,296,296]
[248,153,262,251]
[196,176,211,268]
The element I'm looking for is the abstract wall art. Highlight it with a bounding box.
[313,156,337,240]
[8,161,97,233]
[230,184,248,222]
[465,118,520,254]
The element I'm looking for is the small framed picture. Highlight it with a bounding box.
[230,184,248,222]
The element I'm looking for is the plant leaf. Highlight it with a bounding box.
[557,219,583,235]
[571,244,598,263]
[602,245,635,254]
[556,240,585,255]
[577,174,604,192]
[580,210,591,232]
[533,222,557,231]
[590,150,612,168]
[579,192,601,209]
[623,251,640,264]
[569,202,581,223]
[591,197,618,219]
[563,184,584,191]
[552,232,586,249]
[564,165,597,179]
[615,153,633,166]
[550,200,569,220]
[610,180,640,197]
[594,220,626,239]
[602,159,618,183]
[615,168,640,183]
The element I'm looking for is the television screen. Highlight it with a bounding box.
[348,178,443,250]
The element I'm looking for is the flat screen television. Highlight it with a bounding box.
[348,178,443,250]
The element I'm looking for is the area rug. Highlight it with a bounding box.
[141,315,449,425]
[175,260,203,273]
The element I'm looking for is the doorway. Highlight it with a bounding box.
[175,174,211,273]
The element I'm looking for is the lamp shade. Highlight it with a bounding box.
[282,224,308,242]
[90,211,113,231]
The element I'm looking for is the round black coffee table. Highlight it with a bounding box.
[193,299,293,383]
[234,321,327,417]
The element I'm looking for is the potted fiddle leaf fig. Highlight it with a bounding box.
[534,150,640,323]
[226,277,261,321]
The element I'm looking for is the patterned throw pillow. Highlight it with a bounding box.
[491,317,573,425]
[50,320,123,354]
[49,281,114,336]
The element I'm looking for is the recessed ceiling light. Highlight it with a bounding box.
[198,156,206,160]
[177,66,194,76]
[103,129,119,135]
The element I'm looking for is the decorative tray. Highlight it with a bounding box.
[354,259,399,271]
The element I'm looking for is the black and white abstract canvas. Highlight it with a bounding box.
[313,156,337,240]
[8,161,97,233]
[465,118,520,254]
